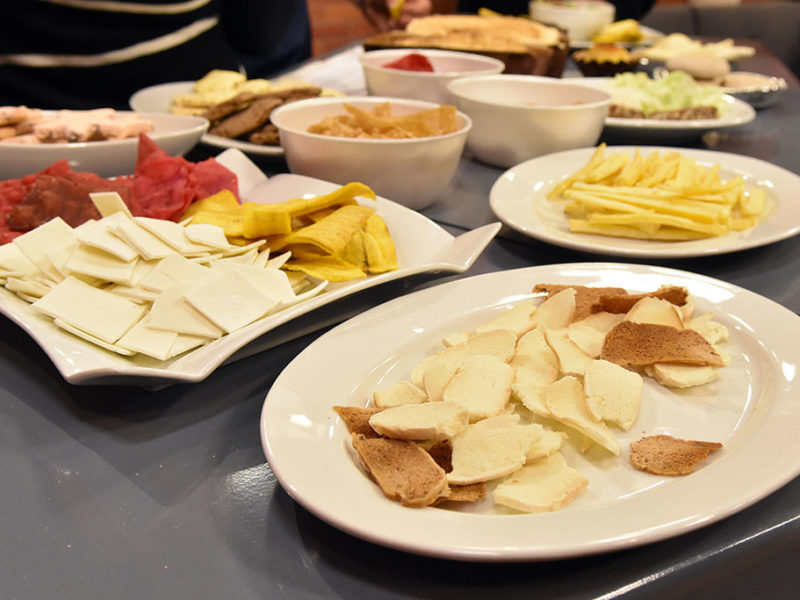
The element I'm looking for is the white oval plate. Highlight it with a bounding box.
[0,111,207,179]
[489,145,800,258]
[575,78,756,142]
[129,81,284,157]
[0,148,499,387]
[261,262,800,561]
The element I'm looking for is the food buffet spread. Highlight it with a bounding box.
[3,5,800,599]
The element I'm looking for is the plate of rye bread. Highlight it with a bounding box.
[130,81,326,157]
[261,262,800,561]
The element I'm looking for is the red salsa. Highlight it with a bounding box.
[382,52,434,72]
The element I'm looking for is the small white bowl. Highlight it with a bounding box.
[270,96,471,210]
[359,49,505,105]
[529,0,615,42]
[0,112,208,179]
[447,74,611,168]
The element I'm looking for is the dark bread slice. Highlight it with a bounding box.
[351,434,447,507]
[593,285,689,314]
[333,406,383,438]
[601,321,724,368]
[533,284,628,321]
[629,434,722,476]
[209,96,282,138]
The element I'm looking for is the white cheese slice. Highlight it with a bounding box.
[222,239,265,257]
[112,218,177,260]
[116,317,178,360]
[253,248,270,269]
[209,249,257,267]
[184,223,231,251]
[13,217,75,281]
[147,283,224,338]
[53,318,137,356]
[168,333,209,358]
[89,191,132,217]
[0,242,40,276]
[77,215,139,262]
[152,254,214,284]
[138,269,179,293]
[217,264,294,304]
[106,284,159,304]
[288,280,328,305]
[65,245,138,285]
[266,251,291,270]
[184,270,278,333]
[32,276,146,343]
[130,259,156,287]
[5,277,50,299]
[133,216,214,254]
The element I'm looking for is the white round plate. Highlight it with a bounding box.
[570,25,663,49]
[129,81,283,157]
[489,145,800,258]
[261,262,800,561]
[575,78,756,142]
[0,111,207,179]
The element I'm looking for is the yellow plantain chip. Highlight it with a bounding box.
[182,189,240,218]
[284,204,375,256]
[339,230,369,270]
[363,214,398,273]
[242,203,293,238]
[283,255,366,281]
[285,181,375,218]
[188,211,245,237]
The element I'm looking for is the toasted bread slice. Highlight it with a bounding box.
[544,329,593,377]
[423,359,457,402]
[686,312,729,345]
[545,376,621,455]
[629,434,722,476]
[601,321,725,368]
[351,434,448,507]
[534,284,627,321]
[525,427,566,461]
[584,359,642,430]
[511,382,551,418]
[647,363,720,388]
[474,299,538,338]
[531,287,576,331]
[334,406,383,437]
[494,452,588,513]
[442,354,514,422]
[410,329,516,388]
[593,285,689,314]
[566,311,623,357]
[368,402,468,441]
[433,482,487,505]
[447,414,539,485]
[624,296,684,329]
[511,328,559,387]
[373,380,427,408]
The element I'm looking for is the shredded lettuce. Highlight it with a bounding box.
[610,71,727,115]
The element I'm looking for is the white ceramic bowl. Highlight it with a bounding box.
[0,112,208,179]
[529,0,615,42]
[447,74,611,168]
[270,96,471,210]
[359,49,505,105]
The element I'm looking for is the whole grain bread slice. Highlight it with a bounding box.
[629,434,723,476]
[333,405,383,438]
[351,434,448,507]
[593,285,689,314]
[601,321,724,368]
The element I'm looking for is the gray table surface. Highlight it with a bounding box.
[3,65,800,599]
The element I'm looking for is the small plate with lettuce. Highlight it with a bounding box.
[577,72,756,142]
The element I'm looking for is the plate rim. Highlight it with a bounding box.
[489,145,800,258]
[260,261,800,561]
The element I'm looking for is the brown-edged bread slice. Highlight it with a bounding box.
[533,284,628,321]
[351,434,447,507]
[593,285,689,314]
[629,434,722,476]
[601,321,724,368]
[333,405,383,438]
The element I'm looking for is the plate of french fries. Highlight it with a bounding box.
[261,262,800,560]
[490,144,800,258]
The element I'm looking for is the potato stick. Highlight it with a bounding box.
[615,148,645,186]
[585,153,630,183]
[568,220,710,240]
[740,187,767,217]
[586,212,729,236]
[548,144,607,199]
[637,158,680,187]
[563,189,728,224]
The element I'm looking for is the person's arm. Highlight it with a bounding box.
[352,0,433,32]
